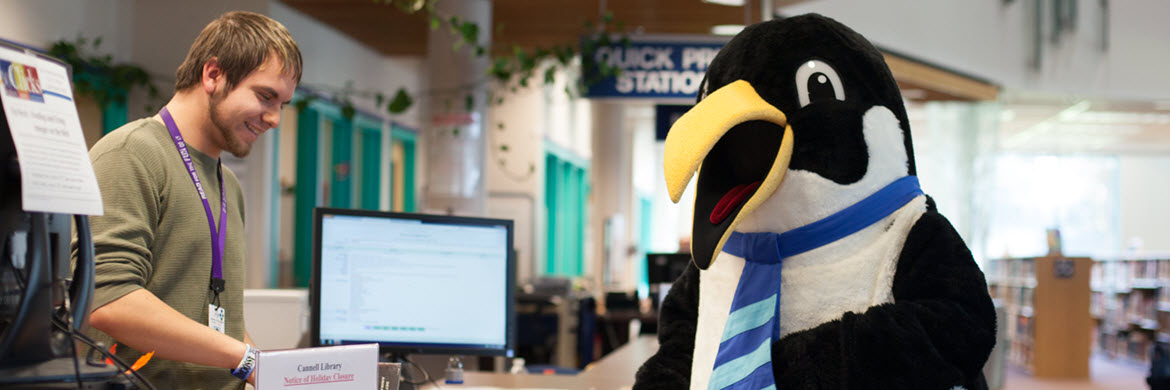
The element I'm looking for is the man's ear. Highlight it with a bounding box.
[202,58,223,94]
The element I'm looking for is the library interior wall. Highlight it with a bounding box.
[0,0,133,62]
[1119,155,1170,255]
[486,73,547,284]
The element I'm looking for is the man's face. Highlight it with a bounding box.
[209,56,296,158]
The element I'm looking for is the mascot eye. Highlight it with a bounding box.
[795,60,845,107]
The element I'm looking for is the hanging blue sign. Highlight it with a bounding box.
[656,104,692,141]
[583,38,726,99]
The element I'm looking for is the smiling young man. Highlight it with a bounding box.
[79,11,301,389]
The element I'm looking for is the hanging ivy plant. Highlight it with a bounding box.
[302,0,629,121]
[47,37,163,112]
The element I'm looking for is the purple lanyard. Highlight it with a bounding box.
[160,107,227,296]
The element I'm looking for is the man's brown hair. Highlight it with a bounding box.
[174,11,302,92]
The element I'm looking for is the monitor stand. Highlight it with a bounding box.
[381,352,420,390]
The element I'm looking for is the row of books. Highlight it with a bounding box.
[1096,328,1159,364]
[986,258,1036,288]
[1092,258,1170,292]
[1090,258,1170,364]
[988,284,1034,315]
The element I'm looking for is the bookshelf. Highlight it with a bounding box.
[987,256,1092,378]
[1091,257,1170,365]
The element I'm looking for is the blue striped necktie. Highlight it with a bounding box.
[708,176,923,390]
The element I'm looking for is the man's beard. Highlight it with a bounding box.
[209,89,253,158]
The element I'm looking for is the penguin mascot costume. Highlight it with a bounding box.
[633,14,997,390]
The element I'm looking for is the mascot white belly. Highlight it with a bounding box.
[690,196,926,390]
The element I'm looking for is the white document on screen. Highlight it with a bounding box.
[256,343,378,389]
[0,43,103,216]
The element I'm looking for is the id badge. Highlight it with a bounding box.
[209,304,226,333]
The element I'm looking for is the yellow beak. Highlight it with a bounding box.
[663,80,794,264]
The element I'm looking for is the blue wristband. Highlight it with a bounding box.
[231,344,259,381]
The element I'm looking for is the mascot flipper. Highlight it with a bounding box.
[633,14,996,390]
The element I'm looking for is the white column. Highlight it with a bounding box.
[420,0,491,216]
[590,101,634,290]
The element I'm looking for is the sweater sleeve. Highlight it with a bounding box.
[85,148,161,310]
[634,262,701,389]
[769,210,997,390]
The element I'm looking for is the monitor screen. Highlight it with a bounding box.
[646,253,692,284]
[311,208,515,357]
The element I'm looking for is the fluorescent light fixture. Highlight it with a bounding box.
[703,0,746,5]
[711,24,745,36]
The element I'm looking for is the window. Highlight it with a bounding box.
[984,155,1120,259]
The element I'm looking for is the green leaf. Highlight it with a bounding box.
[602,11,614,25]
[452,128,460,137]
[489,57,511,81]
[341,102,356,120]
[429,15,440,30]
[459,22,479,45]
[475,46,486,57]
[93,36,102,48]
[375,92,385,107]
[555,45,574,66]
[500,145,509,152]
[464,94,474,112]
[497,123,504,130]
[544,67,556,85]
[387,88,413,114]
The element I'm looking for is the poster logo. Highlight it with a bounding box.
[1,60,45,102]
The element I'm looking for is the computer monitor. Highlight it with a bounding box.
[310,208,515,357]
[646,253,692,284]
[645,253,692,311]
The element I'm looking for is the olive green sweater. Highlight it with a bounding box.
[83,118,247,390]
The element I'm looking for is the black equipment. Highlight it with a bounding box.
[0,40,125,388]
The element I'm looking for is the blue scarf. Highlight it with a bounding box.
[706,176,923,390]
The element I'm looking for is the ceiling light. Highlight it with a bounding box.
[900,89,927,100]
[703,0,746,6]
[711,24,745,36]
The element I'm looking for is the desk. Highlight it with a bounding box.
[427,336,659,389]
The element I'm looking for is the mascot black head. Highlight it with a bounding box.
[665,14,918,269]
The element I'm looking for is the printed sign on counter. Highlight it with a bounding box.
[0,42,103,215]
[256,343,378,389]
